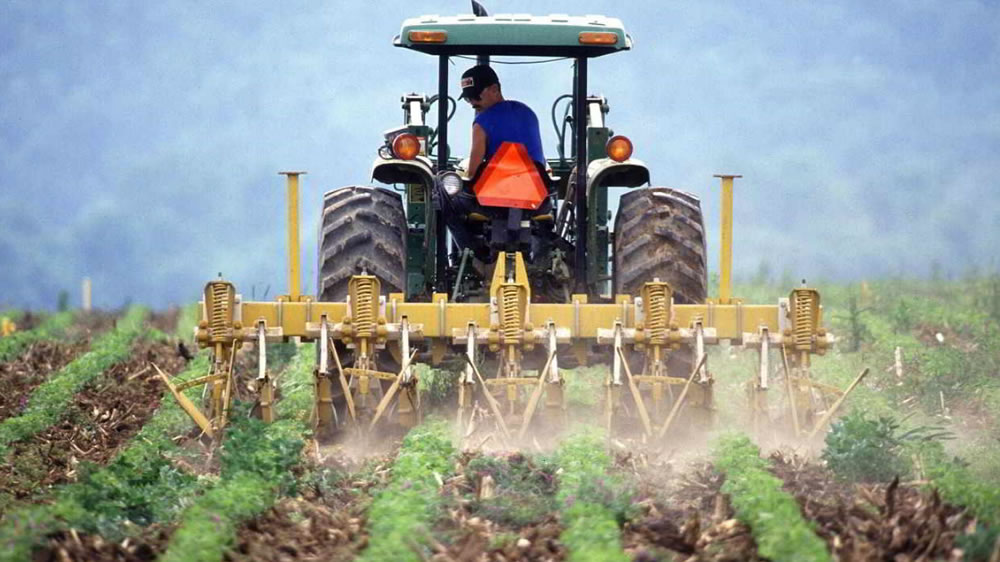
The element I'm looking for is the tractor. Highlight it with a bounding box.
[162,5,853,446]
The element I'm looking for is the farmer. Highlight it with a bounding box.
[459,65,545,179]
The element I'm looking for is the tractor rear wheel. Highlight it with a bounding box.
[613,187,709,434]
[318,185,407,301]
[613,187,707,303]
[316,185,407,434]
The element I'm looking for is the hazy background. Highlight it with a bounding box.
[1,1,998,309]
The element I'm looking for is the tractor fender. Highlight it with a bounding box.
[586,157,650,192]
[371,155,435,187]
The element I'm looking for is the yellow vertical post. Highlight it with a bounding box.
[713,174,741,305]
[280,172,306,302]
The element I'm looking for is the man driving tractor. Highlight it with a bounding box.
[459,64,545,179]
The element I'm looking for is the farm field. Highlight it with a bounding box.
[0,277,998,561]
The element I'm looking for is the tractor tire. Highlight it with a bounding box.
[317,186,407,301]
[613,187,707,303]
[613,187,710,436]
[316,186,406,436]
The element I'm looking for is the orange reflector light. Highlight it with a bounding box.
[606,135,633,162]
[579,32,618,45]
[409,30,448,43]
[392,133,421,160]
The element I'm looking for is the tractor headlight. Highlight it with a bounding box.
[438,171,463,197]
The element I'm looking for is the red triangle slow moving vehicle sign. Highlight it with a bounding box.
[472,142,547,210]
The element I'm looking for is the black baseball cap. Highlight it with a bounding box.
[459,65,499,100]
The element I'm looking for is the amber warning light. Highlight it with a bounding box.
[579,32,618,45]
[409,30,448,43]
[392,133,421,160]
[606,135,633,162]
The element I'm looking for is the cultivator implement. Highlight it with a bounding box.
[160,172,854,444]
[171,261,837,443]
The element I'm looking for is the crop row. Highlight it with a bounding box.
[0,310,75,363]
[361,420,456,561]
[0,346,211,561]
[553,430,630,562]
[713,434,831,562]
[0,306,145,453]
[161,342,314,562]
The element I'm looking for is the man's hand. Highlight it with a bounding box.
[467,123,487,179]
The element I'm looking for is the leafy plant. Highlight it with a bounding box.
[823,411,951,483]
[467,453,558,526]
[714,434,831,562]
[919,442,1000,528]
[160,344,315,562]
[956,523,999,562]
[552,429,631,562]
[361,420,456,562]
[890,298,915,334]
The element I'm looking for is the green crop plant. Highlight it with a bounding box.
[416,363,461,407]
[918,443,1000,528]
[0,310,75,363]
[552,429,631,562]
[466,453,559,526]
[823,411,951,483]
[563,366,606,407]
[0,306,146,453]
[160,344,315,562]
[360,419,456,562]
[0,352,211,562]
[713,434,831,561]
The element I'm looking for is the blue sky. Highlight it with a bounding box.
[1,1,998,309]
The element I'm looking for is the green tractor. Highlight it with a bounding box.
[167,4,841,443]
[317,8,706,312]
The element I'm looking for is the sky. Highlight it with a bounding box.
[1,1,998,309]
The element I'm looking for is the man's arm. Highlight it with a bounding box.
[467,123,487,179]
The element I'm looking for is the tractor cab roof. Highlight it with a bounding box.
[395,13,632,57]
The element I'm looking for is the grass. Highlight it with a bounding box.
[552,429,631,562]
[0,310,75,363]
[160,343,315,562]
[0,306,146,453]
[360,419,456,562]
[713,433,831,562]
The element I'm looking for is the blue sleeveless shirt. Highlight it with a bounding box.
[474,100,546,165]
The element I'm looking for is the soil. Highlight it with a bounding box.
[0,340,189,502]
[769,451,971,561]
[224,451,392,562]
[621,454,759,561]
[148,309,180,336]
[0,312,122,424]
[38,525,173,562]
[0,340,90,423]
[432,451,568,562]
[67,311,119,339]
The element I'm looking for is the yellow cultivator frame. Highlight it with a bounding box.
[162,173,852,444]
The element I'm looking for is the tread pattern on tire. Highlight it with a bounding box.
[318,186,407,301]
[614,187,708,304]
